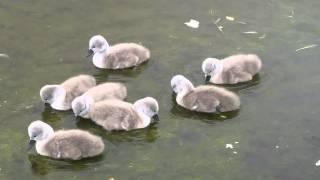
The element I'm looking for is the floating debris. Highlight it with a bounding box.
[259,33,267,39]
[236,21,247,25]
[213,18,224,33]
[226,16,235,21]
[0,53,9,58]
[243,31,258,34]
[315,160,320,167]
[108,177,115,180]
[233,151,238,154]
[295,44,318,52]
[214,18,221,24]
[184,19,199,29]
[275,145,279,149]
[234,141,239,144]
[25,105,34,109]
[287,9,295,18]
[225,144,234,149]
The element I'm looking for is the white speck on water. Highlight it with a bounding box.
[233,151,238,154]
[315,160,320,166]
[0,53,9,58]
[225,16,235,21]
[243,31,258,34]
[259,33,266,39]
[25,105,33,109]
[225,144,234,149]
[235,141,239,144]
[184,19,199,29]
[275,145,279,149]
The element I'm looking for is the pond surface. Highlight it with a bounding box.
[0,0,320,179]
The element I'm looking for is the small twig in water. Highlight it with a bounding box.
[213,18,224,33]
[295,44,318,52]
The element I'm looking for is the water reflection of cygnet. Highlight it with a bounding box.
[92,60,150,83]
[76,117,159,145]
[28,153,104,176]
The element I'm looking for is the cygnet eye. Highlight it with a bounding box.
[172,85,176,89]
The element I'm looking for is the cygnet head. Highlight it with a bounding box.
[40,85,65,104]
[71,96,93,118]
[201,58,223,82]
[28,120,54,149]
[134,97,160,122]
[87,35,110,57]
[170,75,194,94]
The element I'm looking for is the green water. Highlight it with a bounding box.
[0,0,320,179]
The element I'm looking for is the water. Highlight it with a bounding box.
[0,0,320,179]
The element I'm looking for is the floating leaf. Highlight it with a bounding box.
[226,16,235,21]
[184,19,199,29]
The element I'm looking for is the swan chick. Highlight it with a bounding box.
[28,120,104,160]
[72,82,127,118]
[202,54,262,84]
[40,74,96,111]
[171,74,240,113]
[87,35,150,69]
[76,97,159,131]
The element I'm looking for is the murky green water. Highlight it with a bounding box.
[0,0,320,179]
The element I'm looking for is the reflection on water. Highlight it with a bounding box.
[92,60,150,83]
[76,117,159,144]
[28,154,104,176]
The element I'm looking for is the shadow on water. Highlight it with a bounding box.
[28,153,104,176]
[40,104,71,123]
[169,93,239,124]
[75,117,159,144]
[92,60,150,82]
[205,74,262,92]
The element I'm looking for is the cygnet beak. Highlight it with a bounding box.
[86,49,94,58]
[152,114,160,122]
[205,75,211,82]
[27,139,36,151]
